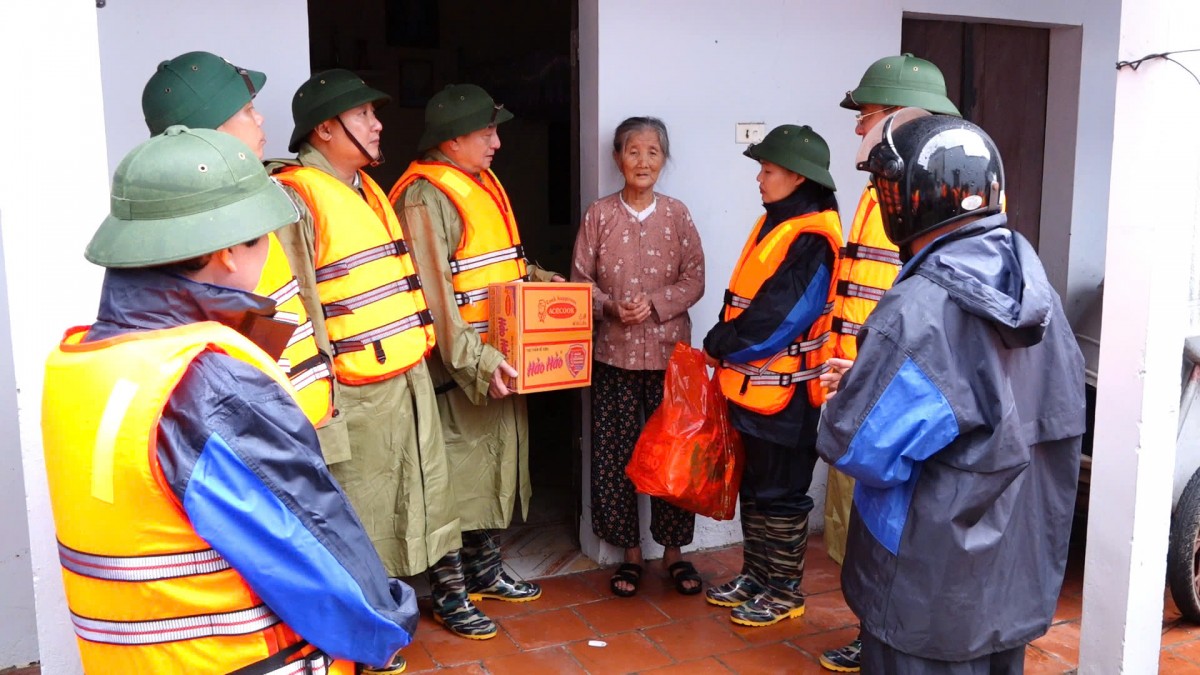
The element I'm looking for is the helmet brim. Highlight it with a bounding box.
[288,87,392,153]
[743,143,837,192]
[85,180,299,268]
[842,84,960,117]
[417,106,514,152]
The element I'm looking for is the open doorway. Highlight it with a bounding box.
[306,0,592,577]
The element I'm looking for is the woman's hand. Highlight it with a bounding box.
[616,293,652,325]
[820,357,855,399]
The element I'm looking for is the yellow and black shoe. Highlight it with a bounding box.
[462,529,542,603]
[705,573,764,608]
[428,550,498,640]
[729,582,806,627]
[819,638,862,672]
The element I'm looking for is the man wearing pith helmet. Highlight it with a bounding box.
[389,84,561,638]
[266,69,465,637]
[819,53,960,673]
[141,51,340,462]
[41,127,416,675]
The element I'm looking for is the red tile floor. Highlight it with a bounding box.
[7,538,1200,674]
[395,537,1200,674]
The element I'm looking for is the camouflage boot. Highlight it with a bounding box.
[428,549,498,640]
[462,529,542,603]
[706,497,768,607]
[730,512,808,627]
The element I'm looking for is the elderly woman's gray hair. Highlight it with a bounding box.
[612,116,670,159]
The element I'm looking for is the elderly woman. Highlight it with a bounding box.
[702,125,842,627]
[571,116,706,598]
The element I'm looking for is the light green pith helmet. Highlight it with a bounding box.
[840,53,961,117]
[744,124,836,191]
[418,83,514,152]
[86,126,299,268]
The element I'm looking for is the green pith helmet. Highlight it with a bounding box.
[840,53,961,117]
[288,69,391,152]
[743,125,836,191]
[142,51,266,135]
[418,83,514,152]
[86,126,299,268]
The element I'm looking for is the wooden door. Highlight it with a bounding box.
[902,19,1049,249]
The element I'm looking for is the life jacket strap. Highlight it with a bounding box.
[331,309,433,356]
[454,288,491,307]
[267,277,301,306]
[58,540,230,582]
[836,280,887,302]
[722,360,831,386]
[227,639,334,675]
[723,289,752,310]
[784,332,832,357]
[71,604,279,646]
[315,239,410,283]
[322,275,424,318]
[832,317,863,337]
[450,244,524,275]
[842,242,901,266]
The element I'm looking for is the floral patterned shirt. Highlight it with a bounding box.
[571,192,705,370]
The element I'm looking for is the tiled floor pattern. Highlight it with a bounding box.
[12,537,1200,673]
[397,537,1200,674]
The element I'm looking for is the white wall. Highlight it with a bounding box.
[580,0,1120,553]
[0,2,111,672]
[0,3,313,672]
[98,0,313,174]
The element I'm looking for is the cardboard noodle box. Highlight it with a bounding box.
[488,281,593,393]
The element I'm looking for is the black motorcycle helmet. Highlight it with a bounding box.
[858,115,1004,248]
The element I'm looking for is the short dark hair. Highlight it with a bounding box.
[150,236,264,276]
[612,116,670,160]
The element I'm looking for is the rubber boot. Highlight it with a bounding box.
[462,529,542,603]
[706,497,768,607]
[428,549,498,640]
[730,512,808,627]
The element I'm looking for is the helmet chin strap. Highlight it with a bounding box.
[335,115,385,168]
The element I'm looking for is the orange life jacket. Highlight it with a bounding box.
[829,186,902,360]
[389,161,527,339]
[254,232,333,426]
[41,322,353,675]
[718,210,842,412]
[276,166,436,385]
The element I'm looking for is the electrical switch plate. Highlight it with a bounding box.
[736,122,766,144]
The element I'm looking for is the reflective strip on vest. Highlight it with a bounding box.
[315,240,409,283]
[323,276,423,318]
[836,280,887,302]
[842,242,902,266]
[58,541,231,582]
[455,288,490,307]
[450,244,525,275]
[269,278,301,305]
[722,360,831,386]
[274,312,300,327]
[832,317,863,337]
[468,320,489,334]
[785,331,832,357]
[287,321,315,349]
[724,289,752,310]
[71,604,280,646]
[290,357,332,391]
[266,654,330,675]
[332,309,433,355]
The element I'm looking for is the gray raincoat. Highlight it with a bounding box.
[817,214,1086,662]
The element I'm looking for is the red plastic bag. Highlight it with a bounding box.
[626,343,744,520]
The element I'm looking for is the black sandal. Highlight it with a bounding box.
[668,560,703,596]
[609,562,642,597]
